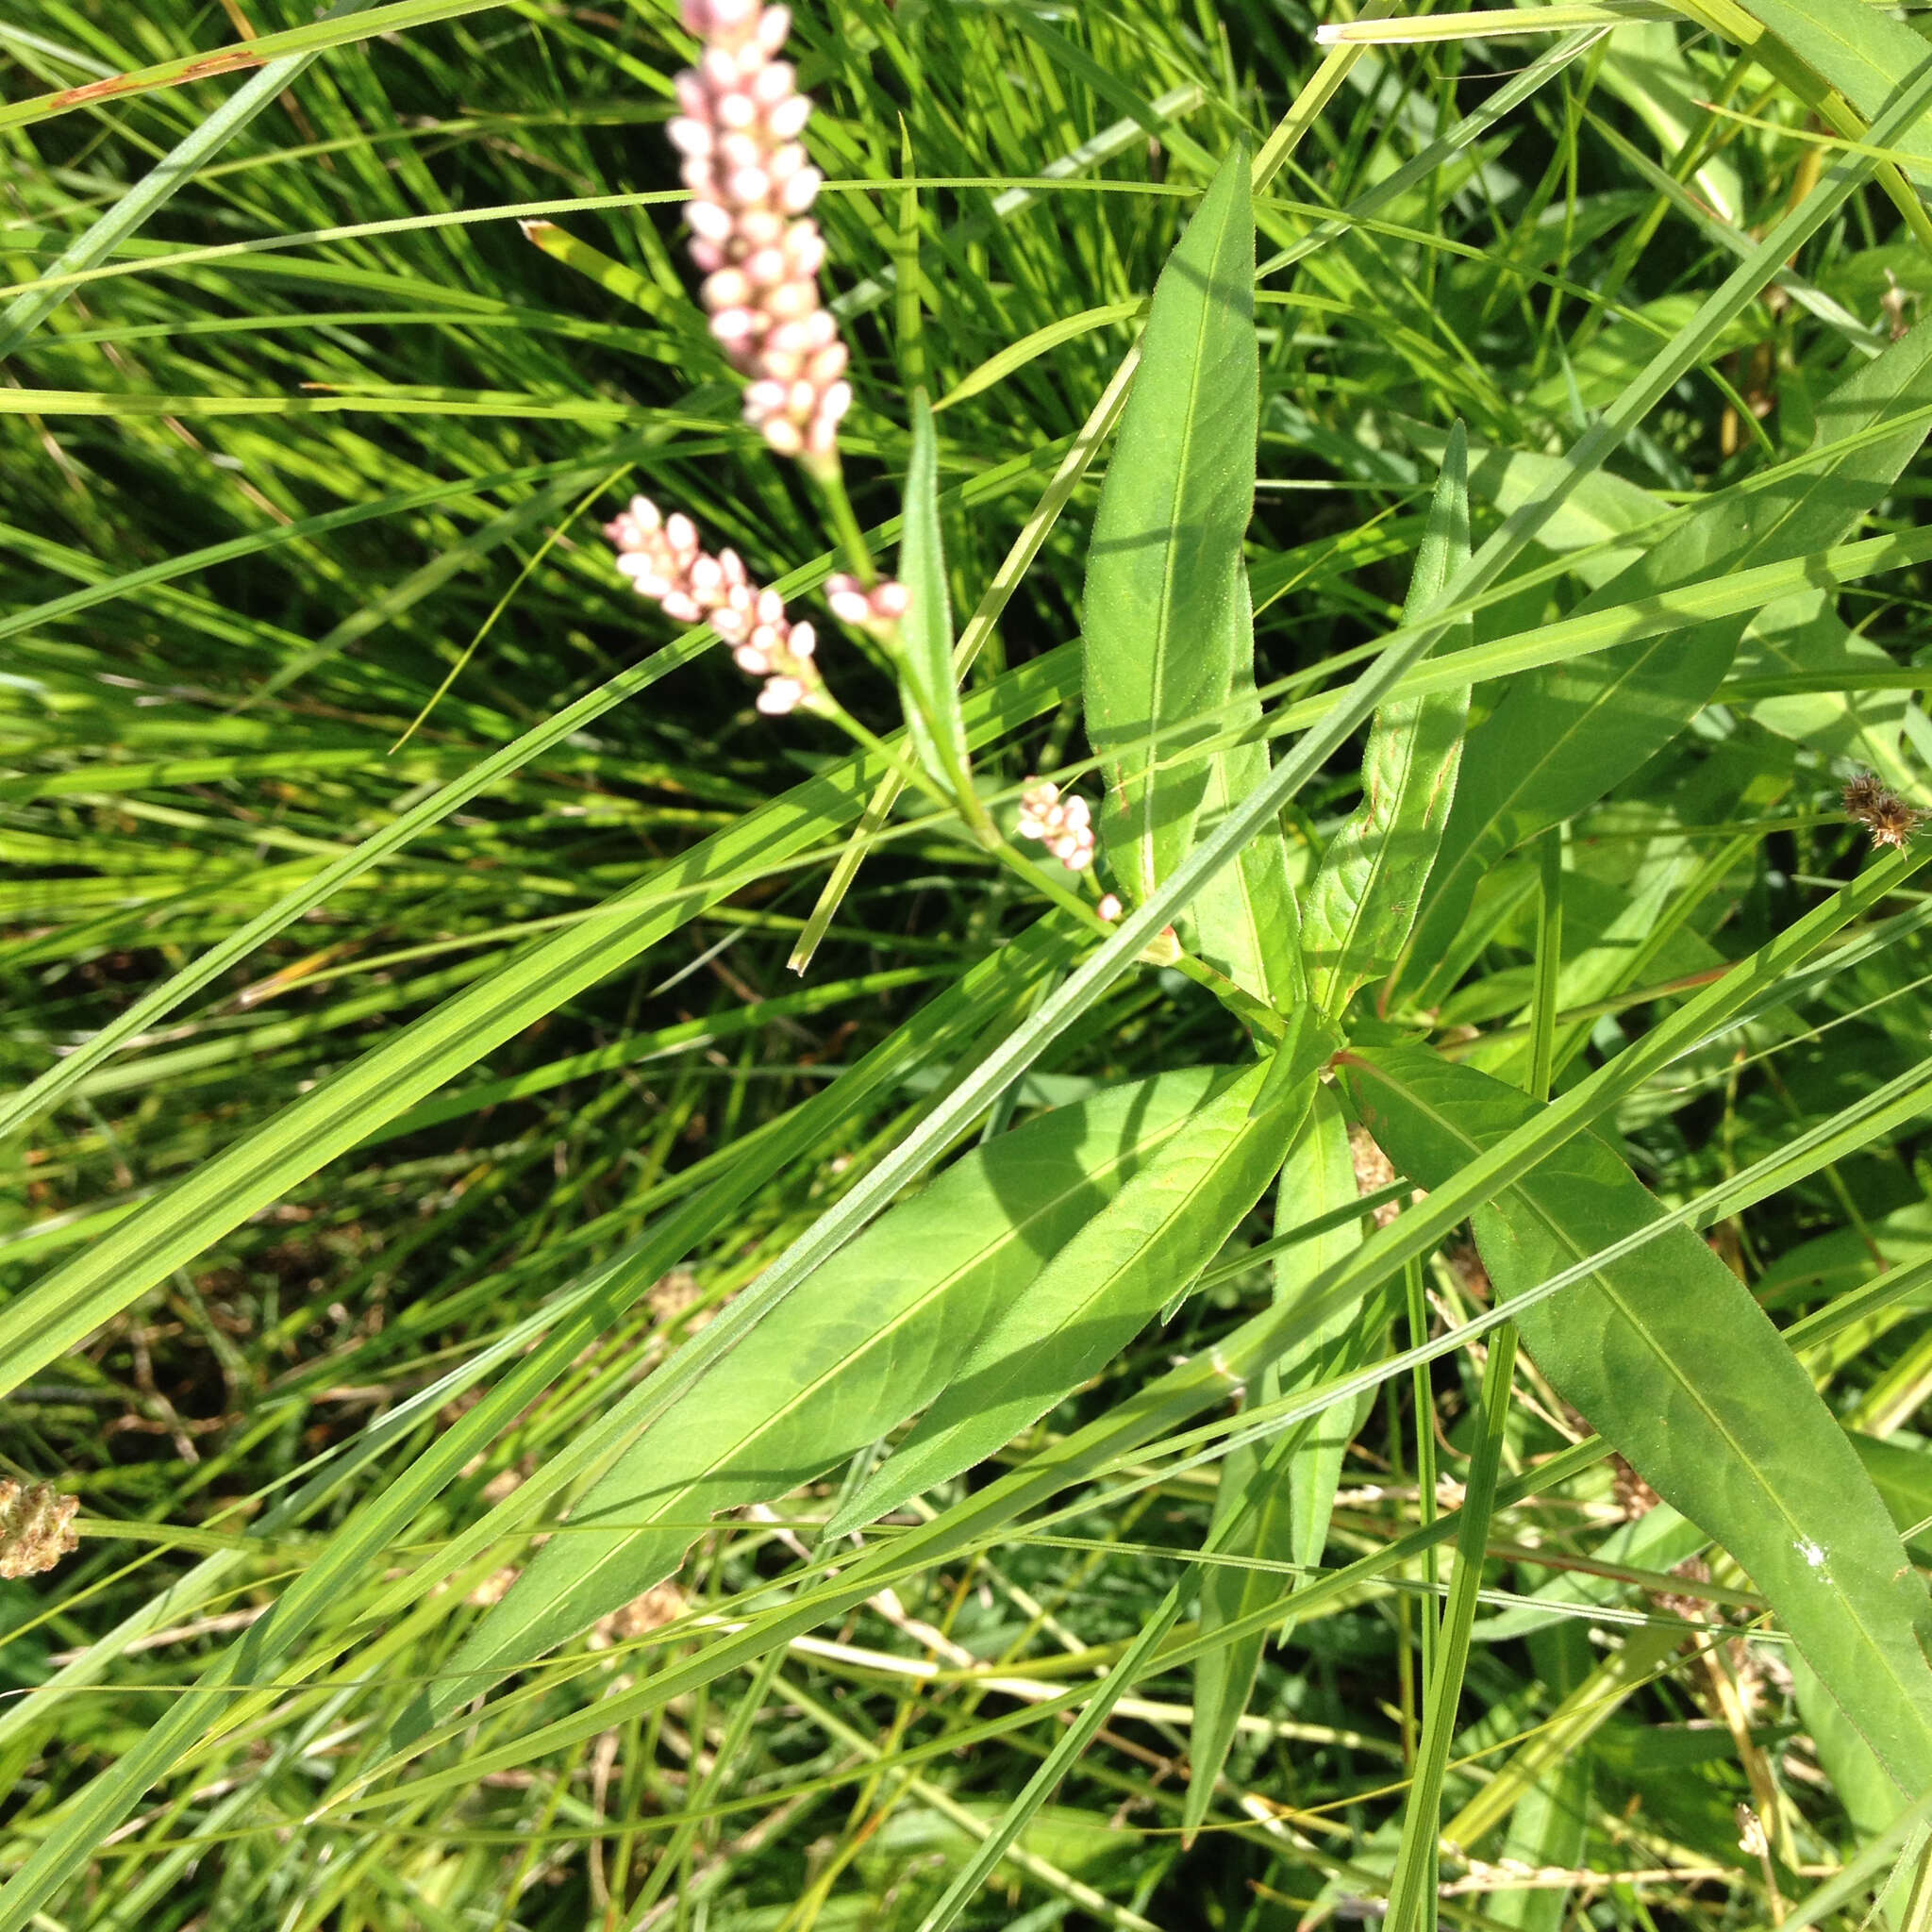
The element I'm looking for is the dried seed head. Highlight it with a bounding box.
[1843,771,1924,851]
[0,1479,80,1580]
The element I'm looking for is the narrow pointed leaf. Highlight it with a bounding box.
[1187,569,1307,1013]
[408,1067,1237,1736]
[1084,144,1257,904]
[1402,317,1932,1001]
[1341,1044,1932,1795]
[1302,422,1473,1012]
[827,1045,1317,1537]
[899,394,972,792]
[1185,1086,1369,1834]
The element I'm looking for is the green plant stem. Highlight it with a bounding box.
[810,458,878,589]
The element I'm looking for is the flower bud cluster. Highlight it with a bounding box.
[607,495,821,716]
[669,2,851,463]
[0,1478,79,1581]
[1016,777,1096,872]
[824,573,909,637]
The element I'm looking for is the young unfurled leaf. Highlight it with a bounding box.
[1341,1044,1932,1796]
[897,393,972,795]
[1301,422,1472,1013]
[1083,144,1257,906]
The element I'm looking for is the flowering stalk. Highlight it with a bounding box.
[670,1,852,473]
[607,495,823,716]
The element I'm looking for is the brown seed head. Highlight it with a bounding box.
[0,1479,80,1580]
[1843,772,1925,852]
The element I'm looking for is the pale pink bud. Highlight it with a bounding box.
[743,245,786,288]
[765,143,808,188]
[680,158,716,194]
[751,60,794,105]
[690,239,724,274]
[737,208,785,249]
[667,117,712,157]
[709,308,759,352]
[1097,894,1124,922]
[757,6,791,54]
[780,166,822,213]
[758,675,806,714]
[687,199,733,243]
[1064,844,1094,872]
[699,266,749,307]
[726,166,772,205]
[818,380,852,425]
[825,576,870,624]
[661,591,704,624]
[762,416,805,456]
[716,128,763,171]
[755,588,786,625]
[719,550,748,588]
[808,341,848,385]
[743,378,786,418]
[785,225,825,276]
[872,581,908,620]
[675,73,708,116]
[701,48,741,91]
[789,620,816,659]
[665,513,698,552]
[768,92,811,140]
[735,643,773,675]
[689,555,723,595]
[765,279,815,321]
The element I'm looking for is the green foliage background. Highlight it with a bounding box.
[9,0,1932,1926]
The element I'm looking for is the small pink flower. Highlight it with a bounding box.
[824,573,908,637]
[608,492,823,717]
[1096,893,1123,923]
[671,4,850,466]
[1016,776,1096,871]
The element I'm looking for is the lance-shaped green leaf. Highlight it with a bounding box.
[1400,316,1932,1006]
[1341,1044,1932,1796]
[897,394,973,795]
[1302,423,1472,1013]
[1083,144,1257,905]
[1186,568,1307,1015]
[1711,0,1932,190]
[407,1066,1235,1735]
[826,1035,1325,1537]
[1185,1086,1372,1836]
